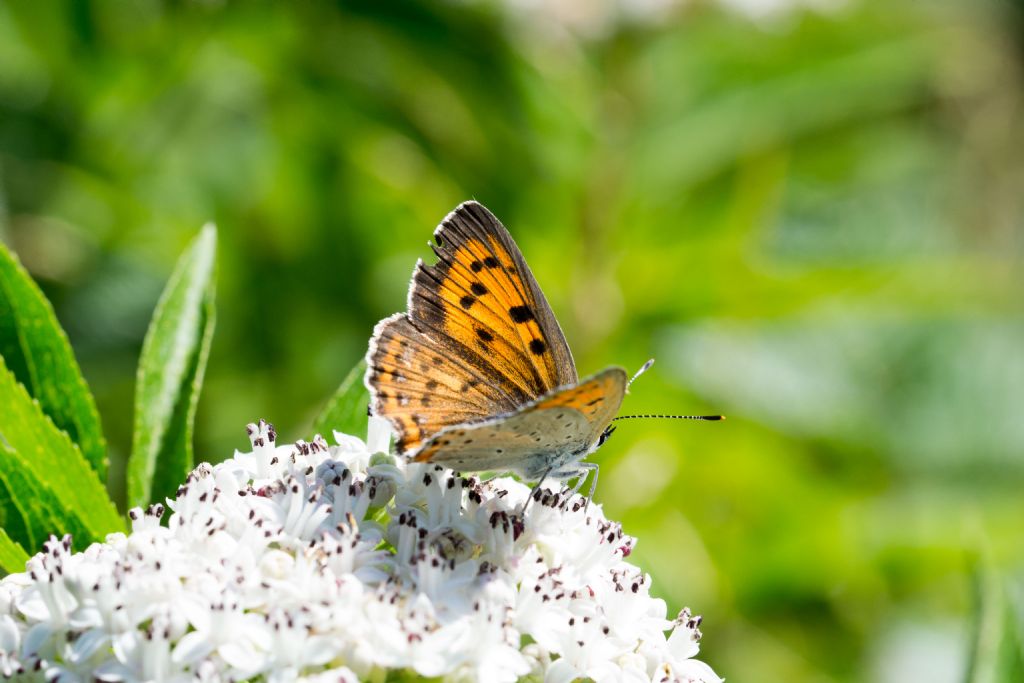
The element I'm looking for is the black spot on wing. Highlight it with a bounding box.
[509,305,534,323]
[529,339,546,355]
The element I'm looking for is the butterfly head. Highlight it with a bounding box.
[596,425,617,449]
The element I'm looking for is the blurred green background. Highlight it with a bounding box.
[2,0,1023,680]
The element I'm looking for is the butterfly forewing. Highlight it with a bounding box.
[411,368,628,479]
[422,202,577,392]
[366,201,577,453]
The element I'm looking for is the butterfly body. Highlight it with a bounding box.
[365,201,627,487]
[410,367,627,480]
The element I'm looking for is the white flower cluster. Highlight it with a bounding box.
[0,419,720,683]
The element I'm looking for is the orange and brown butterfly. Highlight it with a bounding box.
[363,201,628,496]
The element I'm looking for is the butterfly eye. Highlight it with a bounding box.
[597,425,616,448]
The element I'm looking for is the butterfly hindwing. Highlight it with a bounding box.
[367,313,522,452]
[366,201,578,453]
[411,368,628,478]
[411,407,591,480]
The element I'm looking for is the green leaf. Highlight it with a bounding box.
[0,478,31,554]
[0,527,29,576]
[128,224,217,509]
[0,240,108,479]
[964,563,1024,683]
[312,359,369,439]
[0,441,80,553]
[0,356,124,547]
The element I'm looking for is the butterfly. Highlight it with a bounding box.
[364,201,628,499]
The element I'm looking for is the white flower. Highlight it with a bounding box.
[0,615,22,677]
[94,610,190,683]
[0,418,720,682]
[171,591,271,678]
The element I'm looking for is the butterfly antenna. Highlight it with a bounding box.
[612,414,725,422]
[627,359,655,392]
[622,360,723,420]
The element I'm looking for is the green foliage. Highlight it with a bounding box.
[0,223,217,569]
[128,225,216,509]
[0,0,1022,679]
[312,360,369,440]
[964,564,1024,683]
[0,441,80,552]
[0,528,28,575]
[0,241,107,478]
[0,355,124,549]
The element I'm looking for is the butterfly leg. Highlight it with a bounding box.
[584,463,599,507]
[553,462,599,509]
